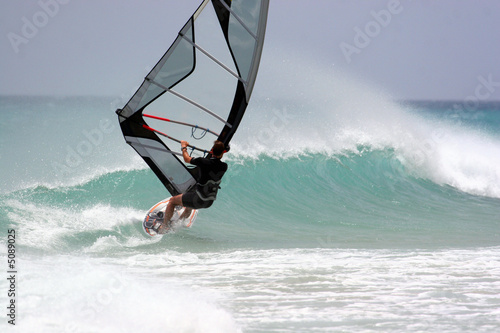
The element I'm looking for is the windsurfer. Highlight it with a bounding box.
[159,140,228,231]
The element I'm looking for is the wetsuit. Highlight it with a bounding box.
[182,157,228,209]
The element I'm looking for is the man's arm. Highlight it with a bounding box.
[180,140,192,164]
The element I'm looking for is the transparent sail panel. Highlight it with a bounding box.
[131,137,195,193]
[228,0,262,82]
[137,23,196,112]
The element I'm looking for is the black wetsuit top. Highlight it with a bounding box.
[182,157,228,209]
[191,157,228,186]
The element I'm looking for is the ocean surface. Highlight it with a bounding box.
[1,94,500,332]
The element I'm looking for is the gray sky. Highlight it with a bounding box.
[1,0,499,100]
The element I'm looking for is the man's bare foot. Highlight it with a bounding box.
[179,208,192,220]
[156,220,172,234]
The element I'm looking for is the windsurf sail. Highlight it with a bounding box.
[116,0,269,196]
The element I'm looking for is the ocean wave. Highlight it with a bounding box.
[2,150,499,252]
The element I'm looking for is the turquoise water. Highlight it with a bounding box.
[1,95,500,332]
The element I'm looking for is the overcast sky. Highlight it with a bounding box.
[1,0,499,100]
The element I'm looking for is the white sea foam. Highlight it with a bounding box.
[231,57,500,198]
[3,247,498,332]
[121,247,500,332]
[5,200,146,252]
[0,255,241,333]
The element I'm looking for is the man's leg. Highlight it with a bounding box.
[179,207,192,220]
[164,194,183,222]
